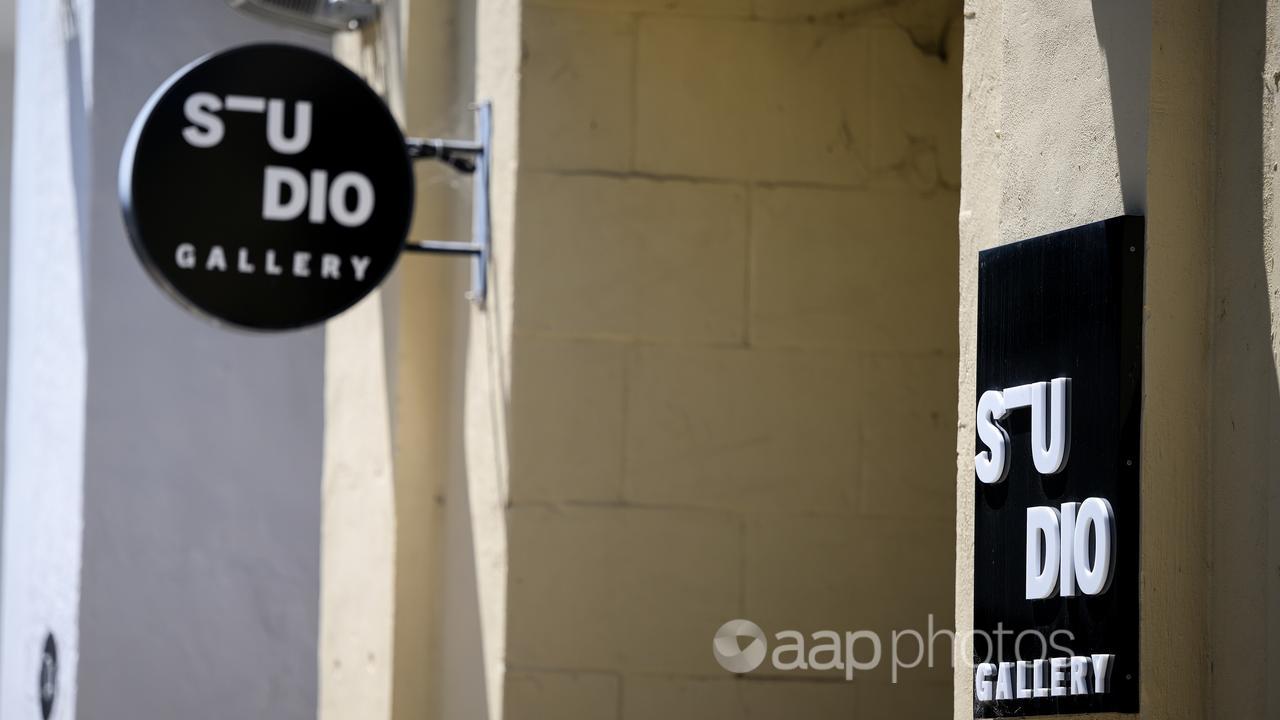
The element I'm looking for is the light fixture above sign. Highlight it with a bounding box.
[227,0,379,33]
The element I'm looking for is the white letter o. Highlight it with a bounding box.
[328,172,374,228]
[1073,497,1115,596]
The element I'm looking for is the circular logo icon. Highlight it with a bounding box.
[119,43,414,331]
[712,619,767,674]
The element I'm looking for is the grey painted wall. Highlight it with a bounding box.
[29,2,328,719]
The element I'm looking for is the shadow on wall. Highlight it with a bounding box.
[1098,0,1280,713]
[1090,0,1150,216]
[1209,0,1280,716]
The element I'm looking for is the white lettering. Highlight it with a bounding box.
[263,166,307,221]
[1090,654,1114,693]
[1028,499,1116,598]
[807,631,843,672]
[206,246,227,272]
[1050,657,1069,697]
[266,99,312,154]
[175,246,374,283]
[771,631,807,671]
[328,172,375,227]
[1030,378,1071,473]
[175,243,196,269]
[975,389,1010,484]
[975,377,1071,483]
[1075,498,1116,595]
[1026,506,1060,600]
[1070,656,1091,695]
[261,167,373,227]
[350,256,372,282]
[977,654,1117,703]
[975,663,996,702]
[321,254,341,279]
[1060,502,1078,597]
[844,631,881,677]
[1015,660,1033,699]
[1033,658,1048,697]
[182,93,224,148]
[995,662,1014,700]
[308,170,329,224]
[224,94,266,113]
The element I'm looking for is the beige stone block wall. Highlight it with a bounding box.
[1210,0,1280,716]
[507,671,621,720]
[320,20,408,720]
[501,0,962,717]
[514,175,748,342]
[508,505,740,673]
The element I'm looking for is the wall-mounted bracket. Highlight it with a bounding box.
[403,102,492,305]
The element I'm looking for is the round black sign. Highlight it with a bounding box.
[120,44,414,331]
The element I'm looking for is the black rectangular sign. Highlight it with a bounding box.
[973,216,1142,716]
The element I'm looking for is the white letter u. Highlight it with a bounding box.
[1030,378,1070,474]
[266,99,312,155]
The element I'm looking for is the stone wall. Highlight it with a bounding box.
[499,0,963,716]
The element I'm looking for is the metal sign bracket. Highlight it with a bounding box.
[403,102,492,305]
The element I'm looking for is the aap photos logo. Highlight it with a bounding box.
[712,619,767,673]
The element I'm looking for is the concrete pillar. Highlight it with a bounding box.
[0,1,88,715]
[320,4,487,719]
[1,2,327,719]
[1210,0,1280,715]
[957,0,1280,716]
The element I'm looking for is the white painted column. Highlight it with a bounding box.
[2,2,331,719]
[0,1,89,717]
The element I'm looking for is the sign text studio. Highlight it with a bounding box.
[973,378,1117,701]
[175,92,376,282]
